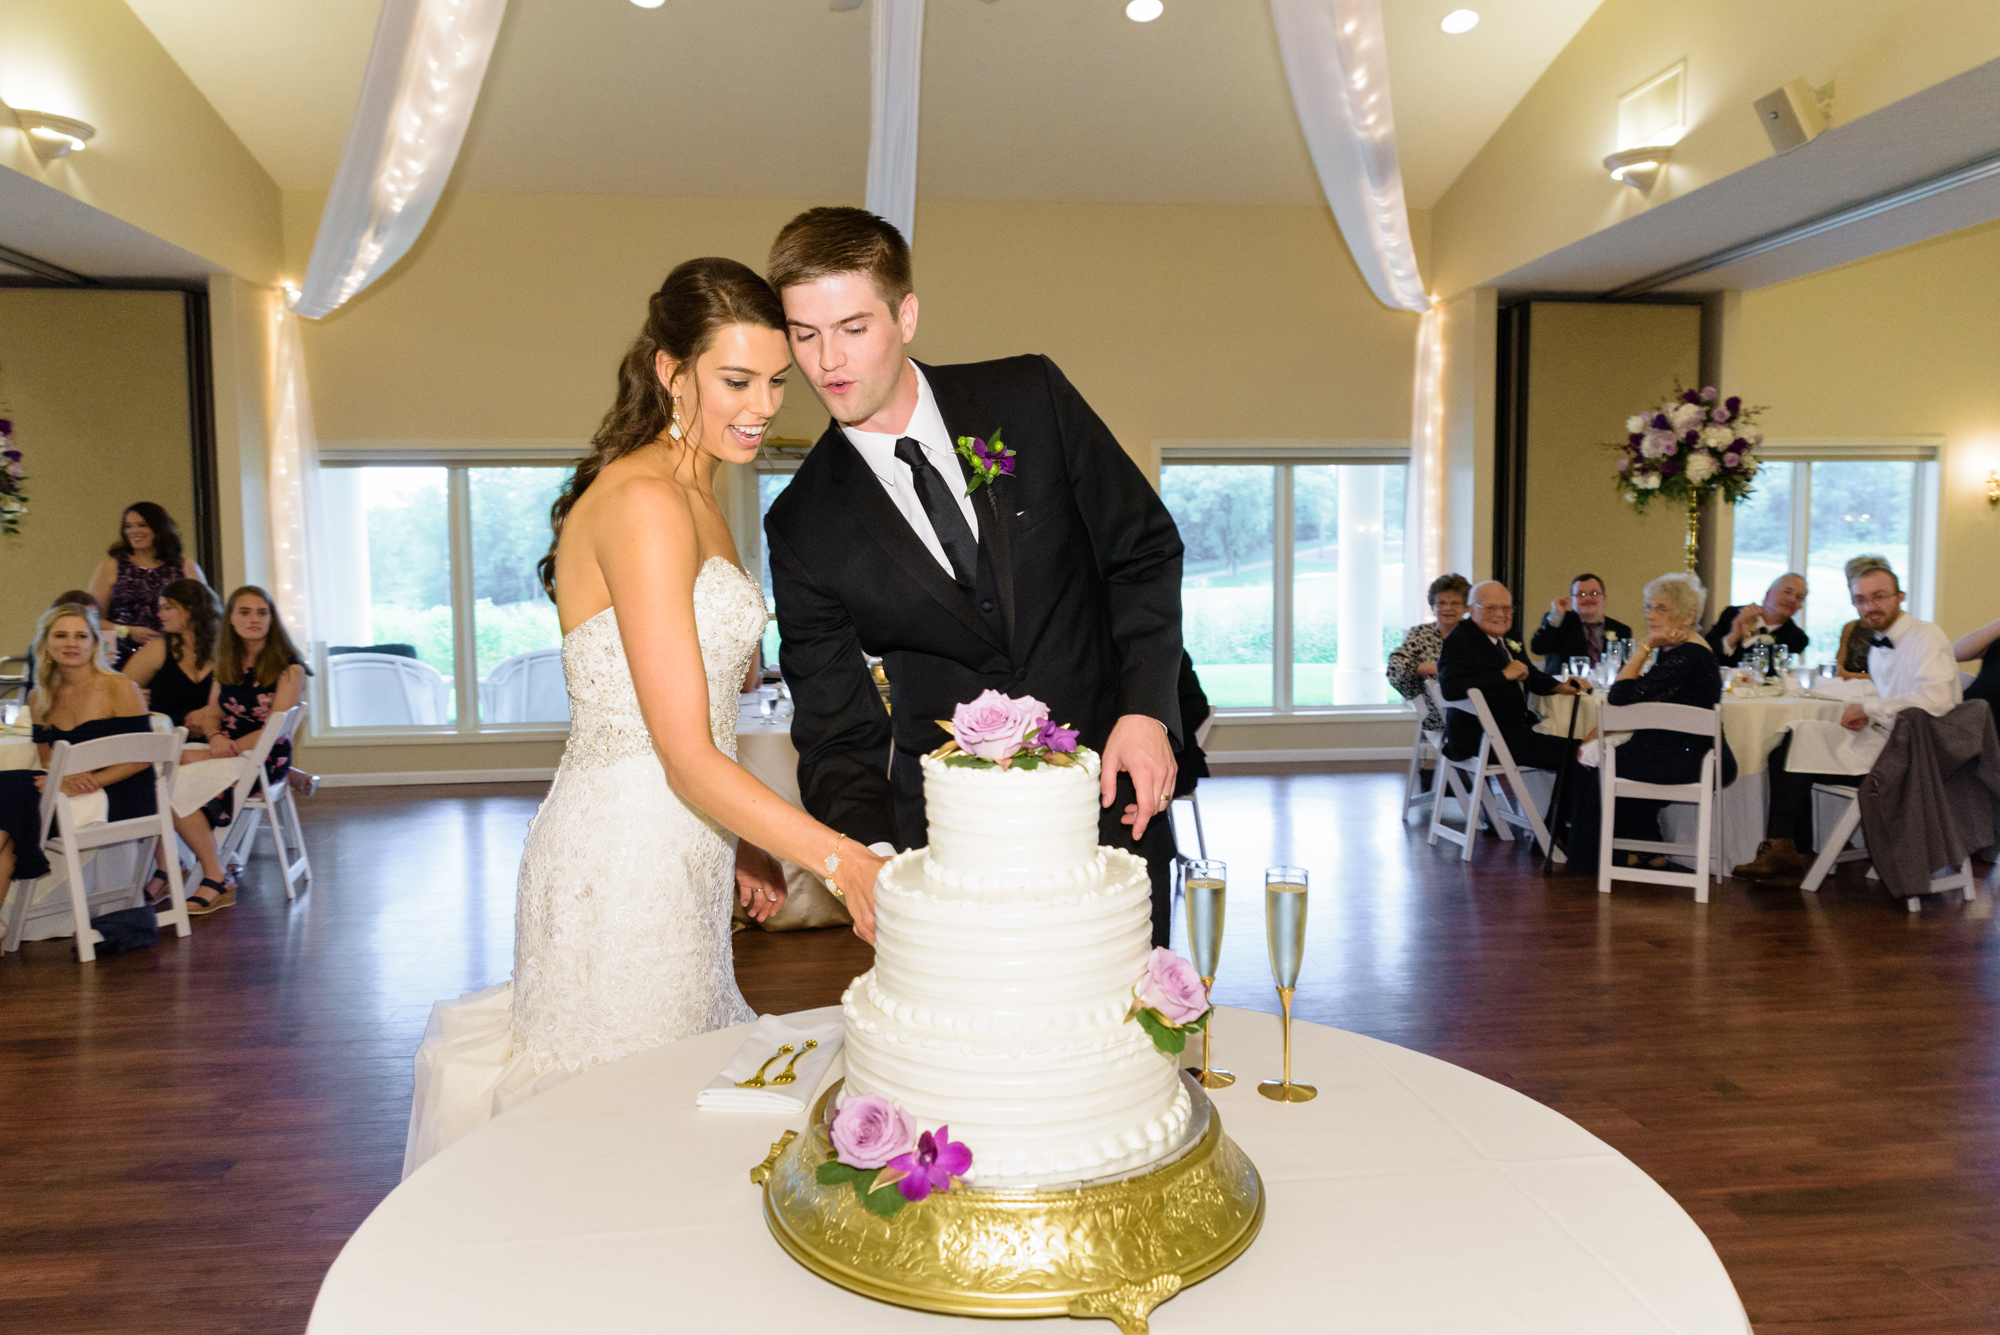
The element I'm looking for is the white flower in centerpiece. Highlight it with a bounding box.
[1739,455,1760,476]
[1684,451,1718,484]
[1700,425,1733,450]
[1668,402,1705,431]
[1635,472,1662,490]
[1625,415,1648,433]
[1640,428,1675,458]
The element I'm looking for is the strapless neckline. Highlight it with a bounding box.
[561,556,753,643]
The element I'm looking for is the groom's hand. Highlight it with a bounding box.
[1102,714,1176,841]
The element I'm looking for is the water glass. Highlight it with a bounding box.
[1,699,18,728]
[1567,657,1590,681]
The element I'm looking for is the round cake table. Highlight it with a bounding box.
[311,1006,1747,1333]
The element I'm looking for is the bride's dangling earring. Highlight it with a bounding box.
[669,396,684,441]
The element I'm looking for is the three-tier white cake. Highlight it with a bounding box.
[839,748,1192,1188]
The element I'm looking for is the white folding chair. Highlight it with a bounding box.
[213,705,312,900]
[1402,699,1445,817]
[1,727,190,961]
[1802,784,1974,913]
[1593,702,1721,903]
[1424,682,1562,862]
[1167,708,1217,861]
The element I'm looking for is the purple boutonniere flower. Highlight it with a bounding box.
[955,429,1015,492]
[888,1126,972,1202]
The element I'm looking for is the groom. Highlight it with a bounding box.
[763,207,1185,946]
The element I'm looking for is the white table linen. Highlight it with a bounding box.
[1783,614,1962,775]
[310,1006,1748,1335]
[694,1012,844,1114]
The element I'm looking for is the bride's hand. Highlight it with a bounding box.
[735,842,787,923]
[834,845,886,944]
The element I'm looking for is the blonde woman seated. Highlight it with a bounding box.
[0,604,158,895]
[1562,573,1734,872]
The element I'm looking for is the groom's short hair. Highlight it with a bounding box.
[768,207,913,310]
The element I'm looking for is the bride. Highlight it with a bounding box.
[403,258,886,1177]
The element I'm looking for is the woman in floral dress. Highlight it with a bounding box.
[87,502,207,669]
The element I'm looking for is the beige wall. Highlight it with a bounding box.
[1521,303,1702,628]
[0,289,194,646]
[1429,0,2000,296]
[1735,215,2000,649]
[0,0,282,282]
[1437,287,1496,582]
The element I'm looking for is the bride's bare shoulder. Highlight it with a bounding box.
[569,454,697,535]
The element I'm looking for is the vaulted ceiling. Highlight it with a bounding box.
[124,0,1603,209]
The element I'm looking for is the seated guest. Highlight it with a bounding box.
[1562,573,1734,871]
[123,579,223,906]
[1734,556,1960,884]
[1834,618,1873,678]
[168,586,311,915]
[86,502,208,670]
[1954,613,2000,706]
[1387,573,1472,736]
[1707,573,1809,666]
[1530,573,1633,675]
[1438,580,1583,772]
[0,604,157,894]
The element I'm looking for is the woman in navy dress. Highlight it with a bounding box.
[0,604,157,894]
[86,502,206,669]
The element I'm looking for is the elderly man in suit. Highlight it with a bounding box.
[1529,573,1633,676]
[1438,581,1586,771]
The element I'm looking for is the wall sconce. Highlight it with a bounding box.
[1603,145,1671,191]
[1987,469,1999,507]
[3,101,96,161]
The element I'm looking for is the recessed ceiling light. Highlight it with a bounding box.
[1440,9,1479,34]
[630,0,665,8]
[1126,0,1164,21]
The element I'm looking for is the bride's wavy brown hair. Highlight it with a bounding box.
[538,258,787,597]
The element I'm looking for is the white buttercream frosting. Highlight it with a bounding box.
[841,749,1189,1187]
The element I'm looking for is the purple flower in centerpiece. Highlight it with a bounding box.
[889,1127,972,1202]
[1032,718,1079,753]
[1134,947,1210,1025]
[1651,412,1671,430]
[1661,441,1678,456]
[952,690,1048,763]
[1680,388,1703,405]
[1723,452,1741,467]
[1724,396,1741,415]
[1709,407,1729,423]
[829,1093,918,1169]
[1700,386,1719,402]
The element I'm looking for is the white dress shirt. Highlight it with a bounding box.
[840,362,978,578]
[1784,611,1963,775]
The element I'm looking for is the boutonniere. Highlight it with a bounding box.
[1506,638,1522,654]
[954,430,1015,491]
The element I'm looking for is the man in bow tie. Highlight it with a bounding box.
[762,207,1185,945]
[1438,581,1586,772]
[1734,555,1962,883]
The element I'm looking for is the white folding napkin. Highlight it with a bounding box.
[695,1013,844,1113]
[1809,677,1875,701]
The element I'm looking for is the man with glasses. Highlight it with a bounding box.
[1438,580,1586,772]
[1530,573,1633,676]
[1734,555,1961,884]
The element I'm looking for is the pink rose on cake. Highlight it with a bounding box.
[951,689,1048,763]
[1134,947,1210,1026]
[829,1092,918,1169]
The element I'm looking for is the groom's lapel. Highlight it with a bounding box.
[821,424,1006,653]
[921,362,1018,652]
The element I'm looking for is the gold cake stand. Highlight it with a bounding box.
[752,1073,1263,1334]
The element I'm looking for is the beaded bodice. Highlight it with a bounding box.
[557,557,767,772]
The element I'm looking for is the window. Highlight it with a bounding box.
[1727,442,1939,658]
[1161,452,1409,712]
[317,460,575,733]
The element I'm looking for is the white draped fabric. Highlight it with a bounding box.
[1268,0,1429,313]
[865,0,925,245]
[269,303,326,643]
[294,0,509,318]
[1406,305,1445,622]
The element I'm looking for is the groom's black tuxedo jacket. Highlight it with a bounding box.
[765,355,1184,850]
[1436,618,1560,763]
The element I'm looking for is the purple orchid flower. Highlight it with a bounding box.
[889,1126,972,1202]
[1033,718,1079,753]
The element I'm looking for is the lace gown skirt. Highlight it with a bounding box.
[403,560,765,1178]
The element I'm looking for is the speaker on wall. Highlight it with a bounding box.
[1755,78,1829,153]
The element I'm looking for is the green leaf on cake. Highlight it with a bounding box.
[1132,1005,1189,1055]
[816,1159,910,1217]
[943,755,995,769]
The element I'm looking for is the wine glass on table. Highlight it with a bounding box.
[1183,859,1232,1089]
[1258,866,1316,1103]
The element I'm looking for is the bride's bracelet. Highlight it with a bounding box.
[823,833,848,897]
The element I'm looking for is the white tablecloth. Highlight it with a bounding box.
[310,1006,1748,1334]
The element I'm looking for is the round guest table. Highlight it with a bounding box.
[309,1006,1748,1334]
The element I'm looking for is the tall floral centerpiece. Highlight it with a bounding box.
[1614,385,1763,569]
[0,415,24,537]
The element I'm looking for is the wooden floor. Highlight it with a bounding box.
[3,773,1997,1334]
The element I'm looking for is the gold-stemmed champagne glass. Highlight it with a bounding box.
[1183,859,1233,1089]
[1258,866,1316,1103]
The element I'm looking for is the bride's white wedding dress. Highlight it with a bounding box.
[402,557,765,1177]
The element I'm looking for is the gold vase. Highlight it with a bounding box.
[755,1075,1264,1334]
[1684,499,1701,572]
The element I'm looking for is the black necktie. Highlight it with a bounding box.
[894,436,979,588]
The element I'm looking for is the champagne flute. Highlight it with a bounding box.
[1258,866,1316,1103]
[1183,859,1233,1089]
